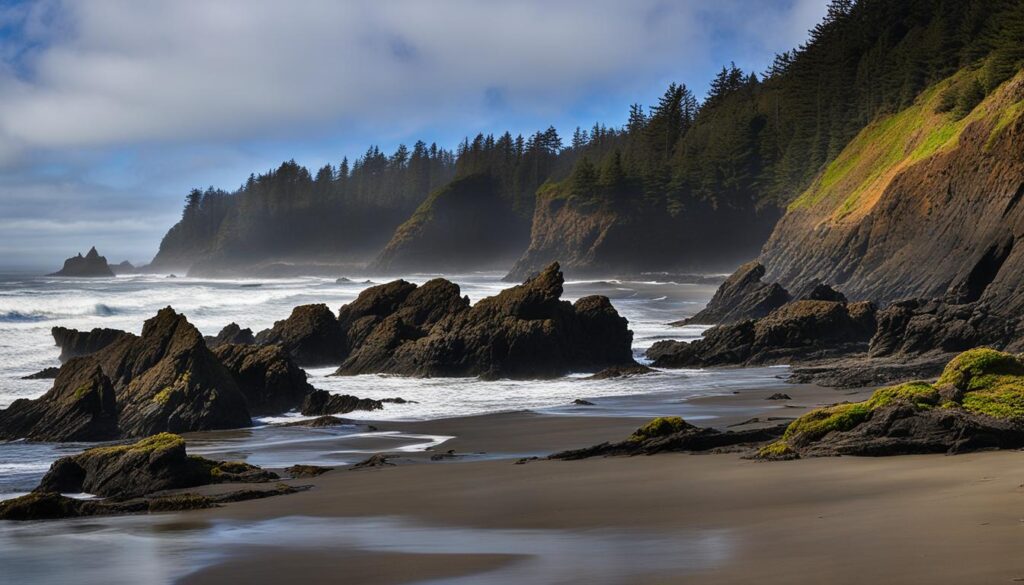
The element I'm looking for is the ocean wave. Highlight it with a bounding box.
[0,303,118,322]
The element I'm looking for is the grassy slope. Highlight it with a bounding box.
[788,67,1024,222]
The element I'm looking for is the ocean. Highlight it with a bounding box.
[0,271,791,496]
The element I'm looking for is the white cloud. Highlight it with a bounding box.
[0,0,824,160]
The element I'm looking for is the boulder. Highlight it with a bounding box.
[0,358,119,441]
[683,262,789,325]
[300,389,383,416]
[213,343,314,415]
[205,323,255,349]
[255,303,345,366]
[48,247,115,277]
[52,326,131,362]
[757,349,1024,459]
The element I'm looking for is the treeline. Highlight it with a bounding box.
[559,0,1024,213]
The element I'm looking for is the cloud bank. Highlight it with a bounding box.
[0,0,826,267]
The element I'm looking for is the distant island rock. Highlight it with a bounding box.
[110,260,136,275]
[49,247,115,277]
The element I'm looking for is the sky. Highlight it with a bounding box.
[0,0,828,269]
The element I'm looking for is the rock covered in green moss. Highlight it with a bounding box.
[36,433,277,500]
[759,348,1024,459]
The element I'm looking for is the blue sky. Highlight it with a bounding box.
[0,0,827,269]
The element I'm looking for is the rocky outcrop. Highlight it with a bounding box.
[52,326,131,362]
[21,367,60,380]
[48,247,114,277]
[649,299,876,368]
[213,344,314,415]
[335,262,635,378]
[0,433,286,520]
[368,173,533,274]
[244,264,633,379]
[758,349,1024,459]
[255,304,345,366]
[0,358,118,441]
[683,261,790,325]
[1,308,314,441]
[205,323,255,349]
[505,189,780,281]
[550,416,785,459]
[300,389,383,416]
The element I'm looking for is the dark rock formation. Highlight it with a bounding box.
[52,326,131,362]
[649,299,877,368]
[21,367,60,380]
[351,453,395,469]
[336,262,635,379]
[255,303,345,366]
[213,343,314,415]
[48,247,114,277]
[205,323,255,349]
[766,393,791,400]
[683,262,790,325]
[758,349,1024,459]
[0,359,119,441]
[550,416,786,460]
[37,433,217,498]
[300,389,383,416]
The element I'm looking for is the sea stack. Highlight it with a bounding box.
[49,247,115,277]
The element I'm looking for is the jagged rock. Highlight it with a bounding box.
[52,326,131,362]
[336,263,635,379]
[48,247,114,277]
[300,389,383,416]
[572,399,595,406]
[36,433,275,499]
[0,492,99,521]
[21,367,60,380]
[205,323,255,349]
[212,343,314,415]
[587,365,654,380]
[650,299,877,368]
[550,416,786,460]
[255,303,345,366]
[0,359,118,441]
[766,393,791,400]
[336,278,469,374]
[683,262,790,325]
[277,415,351,428]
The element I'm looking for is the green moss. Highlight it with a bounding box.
[935,347,1024,390]
[72,384,92,400]
[866,381,940,409]
[629,416,690,442]
[757,441,795,459]
[147,493,215,512]
[87,433,185,457]
[987,99,1024,150]
[153,386,177,405]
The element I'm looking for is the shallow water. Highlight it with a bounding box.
[0,270,794,496]
[0,514,735,584]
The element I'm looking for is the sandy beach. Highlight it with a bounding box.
[156,382,1024,585]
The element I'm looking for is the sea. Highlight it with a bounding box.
[0,270,792,498]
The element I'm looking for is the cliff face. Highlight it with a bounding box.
[368,173,532,274]
[759,70,1024,316]
[506,186,780,281]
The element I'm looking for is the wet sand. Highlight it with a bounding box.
[175,382,1024,584]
